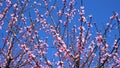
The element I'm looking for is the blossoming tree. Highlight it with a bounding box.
[0,0,120,68]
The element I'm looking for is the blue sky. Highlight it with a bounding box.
[85,0,120,23]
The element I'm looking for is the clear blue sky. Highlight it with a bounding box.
[84,0,120,23]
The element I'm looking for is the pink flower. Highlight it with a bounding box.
[28,51,35,59]
[118,19,120,23]
[62,0,68,2]
[57,10,62,16]
[44,1,48,6]
[96,35,102,45]
[78,26,85,31]
[88,45,94,52]
[57,61,64,65]
[0,14,3,18]
[80,10,85,15]
[54,52,60,57]
[69,0,75,6]
[64,21,68,26]
[0,2,2,6]
[34,1,37,4]
[6,0,11,4]
[80,6,84,10]
[117,59,120,64]
[59,20,62,23]
[110,16,115,20]
[36,3,41,6]
[88,22,92,27]
[19,28,23,33]
[46,60,52,66]
[89,15,92,18]
[45,11,49,16]
[50,6,56,9]
[79,16,86,22]
[13,3,17,8]
[20,44,28,51]
[44,43,48,47]
[0,20,4,25]
[0,26,2,30]
[100,58,105,63]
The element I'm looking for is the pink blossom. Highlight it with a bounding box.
[80,10,85,15]
[92,53,96,57]
[34,1,37,4]
[62,0,68,2]
[87,22,92,27]
[69,0,75,6]
[19,28,23,33]
[54,52,60,57]
[79,16,86,22]
[13,3,17,8]
[88,45,94,52]
[20,44,28,51]
[116,59,120,64]
[36,3,41,6]
[57,10,62,16]
[110,16,116,20]
[64,21,68,26]
[45,11,49,16]
[0,2,2,6]
[0,26,2,30]
[50,6,56,9]
[114,40,117,45]
[44,1,48,6]
[57,61,64,65]
[89,15,92,18]
[100,58,105,63]
[10,14,15,17]
[0,14,3,18]
[29,54,35,59]
[78,26,85,31]
[96,35,102,46]
[28,51,35,59]
[44,43,48,47]
[80,6,84,10]
[22,34,27,39]
[118,19,120,23]
[0,20,4,25]
[59,20,62,23]
[46,60,52,66]
[104,53,111,57]
[6,0,11,4]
